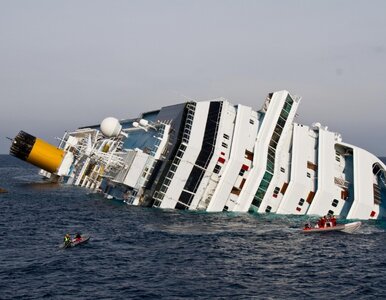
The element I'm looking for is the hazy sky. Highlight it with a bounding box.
[1,0,385,155]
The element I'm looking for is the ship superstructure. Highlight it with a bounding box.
[10,90,386,219]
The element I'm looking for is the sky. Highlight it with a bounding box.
[0,0,385,155]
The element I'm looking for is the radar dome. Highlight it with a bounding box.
[100,117,122,137]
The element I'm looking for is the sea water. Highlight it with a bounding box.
[1,155,386,299]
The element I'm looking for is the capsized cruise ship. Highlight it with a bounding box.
[10,90,386,219]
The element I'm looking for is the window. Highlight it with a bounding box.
[179,191,194,206]
[277,116,286,128]
[223,205,229,211]
[298,198,305,206]
[231,186,241,195]
[245,150,254,161]
[223,133,229,140]
[176,151,185,159]
[335,156,340,162]
[239,178,246,190]
[274,187,280,194]
[306,191,315,204]
[307,172,311,178]
[281,182,289,194]
[175,202,188,210]
[213,165,221,174]
[222,142,228,148]
[241,164,249,171]
[332,199,339,207]
[239,169,245,176]
[307,161,317,171]
[265,205,272,213]
[269,139,278,149]
[249,119,254,125]
[328,210,334,216]
[184,166,204,192]
[280,167,285,173]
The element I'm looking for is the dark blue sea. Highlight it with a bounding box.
[1,155,386,299]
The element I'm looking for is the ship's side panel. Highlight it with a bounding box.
[327,143,355,218]
[206,105,257,212]
[191,101,237,210]
[158,102,210,209]
[142,103,190,206]
[257,124,294,214]
[239,91,300,213]
[173,101,223,210]
[122,152,151,187]
[226,110,259,212]
[307,128,340,215]
[276,124,317,214]
[256,93,300,214]
[236,92,286,212]
[347,148,386,219]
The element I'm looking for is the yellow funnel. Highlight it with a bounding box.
[10,131,65,173]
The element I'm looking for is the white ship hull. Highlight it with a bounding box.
[10,90,386,220]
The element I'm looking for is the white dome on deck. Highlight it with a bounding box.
[100,117,122,137]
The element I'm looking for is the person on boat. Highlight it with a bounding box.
[304,222,311,230]
[64,233,71,245]
[317,217,323,228]
[325,215,332,227]
[74,233,82,241]
[322,216,328,227]
[331,215,337,227]
[316,216,327,228]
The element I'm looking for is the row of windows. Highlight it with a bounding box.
[153,104,196,205]
[182,104,196,144]
[292,198,338,213]
[177,102,222,209]
[195,102,222,169]
[252,95,293,208]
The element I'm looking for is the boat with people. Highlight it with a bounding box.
[302,216,361,234]
[61,233,90,249]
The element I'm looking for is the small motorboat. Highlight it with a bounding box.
[302,221,362,234]
[61,235,90,249]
